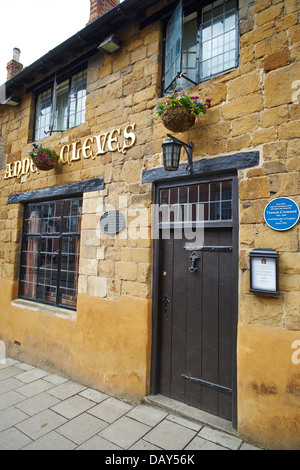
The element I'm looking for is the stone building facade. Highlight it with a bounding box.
[0,0,299,449]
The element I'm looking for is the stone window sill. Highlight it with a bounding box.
[11,299,76,322]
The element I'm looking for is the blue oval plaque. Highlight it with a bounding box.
[264,198,300,231]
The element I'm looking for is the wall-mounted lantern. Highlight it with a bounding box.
[97,34,121,54]
[162,134,193,173]
[249,249,279,296]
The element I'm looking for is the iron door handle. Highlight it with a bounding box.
[188,251,200,273]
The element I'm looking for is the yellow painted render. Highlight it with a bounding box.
[0,279,152,402]
[237,322,300,450]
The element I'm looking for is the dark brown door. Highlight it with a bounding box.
[155,176,238,422]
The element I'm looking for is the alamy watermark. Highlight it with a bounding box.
[95,197,205,248]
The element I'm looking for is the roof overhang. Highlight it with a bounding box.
[1,0,178,99]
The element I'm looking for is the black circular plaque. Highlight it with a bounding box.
[100,211,126,234]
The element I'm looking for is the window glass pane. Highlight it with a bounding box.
[35,89,52,141]
[202,23,212,42]
[63,198,83,233]
[225,12,235,31]
[169,187,178,205]
[160,188,169,205]
[23,208,41,234]
[69,70,87,128]
[60,236,80,308]
[225,0,236,12]
[189,185,199,203]
[224,31,235,52]
[224,50,236,69]
[211,183,221,200]
[221,180,232,200]
[54,79,69,132]
[199,184,209,202]
[212,55,224,74]
[202,4,212,22]
[182,15,197,86]
[200,0,237,80]
[179,186,188,204]
[213,17,224,36]
[212,35,224,57]
[210,202,221,220]
[201,59,211,77]
[202,40,212,60]
[19,236,39,298]
[37,237,59,304]
[213,5,223,18]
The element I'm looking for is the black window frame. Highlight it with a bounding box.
[19,196,83,311]
[162,0,240,93]
[32,60,88,141]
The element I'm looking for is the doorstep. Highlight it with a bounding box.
[144,395,237,436]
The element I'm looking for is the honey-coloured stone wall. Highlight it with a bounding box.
[0,0,299,449]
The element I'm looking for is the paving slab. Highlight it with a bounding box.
[88,396,133,423]
[15,409,67,440]
[0,390,26,411]
[99,416,151,449]
[0,427,32,450]
[56,412,107,445]
[126,404,168,427]
[50,395,96,419]
[46,380,87,400]
[0,377,24,395]
[22,430,76,450]
[79,388,109,403]
[16,378,56,398]
[143,419,197,450]
[198,426,242,450]
[15,368,50,383]
[0,366,23,381]
[15,392,61,416]
[76,435,122,450]
[185,435,228,450]
[0,405,29,432]
[0,359,263,451]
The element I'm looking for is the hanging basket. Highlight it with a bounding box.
[160,105,196,133]
[31,154,59,171]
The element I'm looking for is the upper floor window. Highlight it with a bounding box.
[163,0,239,92]
[34,69,87,141]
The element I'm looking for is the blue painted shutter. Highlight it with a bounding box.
[164,0,183,91]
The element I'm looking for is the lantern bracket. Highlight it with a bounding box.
[166,134,193,174]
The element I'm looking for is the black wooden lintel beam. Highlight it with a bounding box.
[142,151,260,184]
[8,178,104,204]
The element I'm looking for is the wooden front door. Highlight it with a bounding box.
[154,175,238,424]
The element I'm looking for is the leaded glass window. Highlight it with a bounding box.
[159,180,233,224]
[34,69,87,141]
[163,0,239,92]
[19,197,82,310]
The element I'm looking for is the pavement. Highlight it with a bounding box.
[0,357,262,451]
